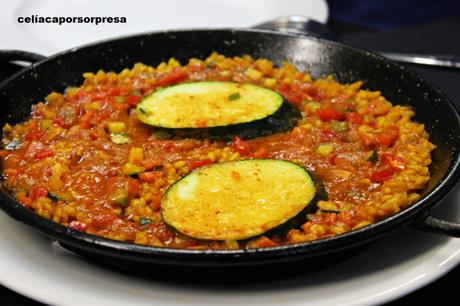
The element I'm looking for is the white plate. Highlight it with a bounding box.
[1,0,328,55]
[0,183,459,306]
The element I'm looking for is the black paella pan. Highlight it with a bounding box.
[0,29,459,274]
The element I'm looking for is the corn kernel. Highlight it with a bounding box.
[128,147,144,164]
[263,78,277,87]
[122,163,145,176]
[316,143,334,155]
[108,122,126,134]
[245,68,263,80]
[305,101,321,113]
[40,119,53,131]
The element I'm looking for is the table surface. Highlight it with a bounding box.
[0,17,459,306]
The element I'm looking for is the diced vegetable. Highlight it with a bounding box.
[380,153,406,171]
[108,122,126,134]
[155,69,188,87]
[245,68,263,80]
[49,163,65,191]
[34,149,54,160]
[122,163,145,176]
[115,96,126,104]
[29,186,48,201]
[39,119,53,131]
[110,133,130,144]
[331,121,348,132]
[25,131,45,141]
[126,96,142,107]
[186,159,213,170]
[370,167,394,183]
[110,189,129,207]
[219,71,232,77]
[128,147,144,164]
[139,217,152,226]
[316,108,344,121]
[138,171,162,183]
[376,127,399,147]
[161,159,316,240]
[346,112,364,124]
[127,178,141,196]
[316,143,334,155]
[367,149,379,162]
[247,236,278,248]
[231,136,251,156]
[263,78,277,87]
[305,101,321,113]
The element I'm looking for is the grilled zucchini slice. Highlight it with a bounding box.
[161,159,316,240]
[137,82,283,128]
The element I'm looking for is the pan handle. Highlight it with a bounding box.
[0,50,46,65]
[412,215,460,237]
[0,50,46,82]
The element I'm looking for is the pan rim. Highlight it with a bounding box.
[0,28,459,261]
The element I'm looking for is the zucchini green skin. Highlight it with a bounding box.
[161,159,316,241]
[150,101,301,140]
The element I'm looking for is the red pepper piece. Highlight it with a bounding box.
[138,171,163,183]
[24,131,46,141]
[370,167,394,183]
[79,119,92,129]
[376,127,399,147]
[127,178,141,197]
[18,195,32,208]
[250,236,279,248]
[95,110,112,123]
[91,92,107,101]
[186,159,213,171]
[88,132,98,141]
[34,149,54,160]
[282,90,303,107]
[316,108,344,121]
[329,154,337,165]
[381,153,406,171]
[151,196,162,211]
[155,69,188,87]
[231,136,251,156]
[107,87,121,96]
[345,112,364,125]
[126,95,142,107]
[29,186,48,201]
[53,116,71,129]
